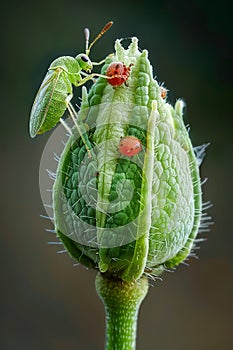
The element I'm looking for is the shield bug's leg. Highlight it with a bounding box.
[77,72,125,86]
[92,53,115,66]
[65,93,73,105]
[80,71,97,84]
[65,96,92,158]
[80,71,89,77]
[92,58,108,66]
[59,118,72,135]
[75,73,110,86]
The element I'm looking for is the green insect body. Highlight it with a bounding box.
[29,22,113,139]
[30,57,76,137]
[53,37,204,282]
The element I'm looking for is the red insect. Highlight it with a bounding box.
[118,136,142,156]
[106,62,133,87]
[160,86,167,99]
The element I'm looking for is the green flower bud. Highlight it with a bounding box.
[53,38,205,282]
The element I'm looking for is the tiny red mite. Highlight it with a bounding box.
[118,136,142,156]
[160,86,167,99]
[106,62,133,87]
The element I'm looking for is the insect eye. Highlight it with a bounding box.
[81,55,89,62]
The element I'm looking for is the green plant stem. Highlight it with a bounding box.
[95,273,149,350]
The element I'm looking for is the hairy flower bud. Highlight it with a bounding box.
[52,38,205,282]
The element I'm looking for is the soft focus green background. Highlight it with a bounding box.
[1,0,232,349]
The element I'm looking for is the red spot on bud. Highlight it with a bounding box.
[160,86,167,99]
[118,136,142,156]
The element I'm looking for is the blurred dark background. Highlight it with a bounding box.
[1,0,232,349]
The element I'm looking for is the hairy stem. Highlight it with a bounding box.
[95,273,149,350]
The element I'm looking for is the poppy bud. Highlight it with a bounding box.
[53,37,206,282]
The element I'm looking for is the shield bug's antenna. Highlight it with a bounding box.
[84,28,90,53]
[85,21,113,56]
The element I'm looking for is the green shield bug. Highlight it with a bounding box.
[29,21,113,146]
